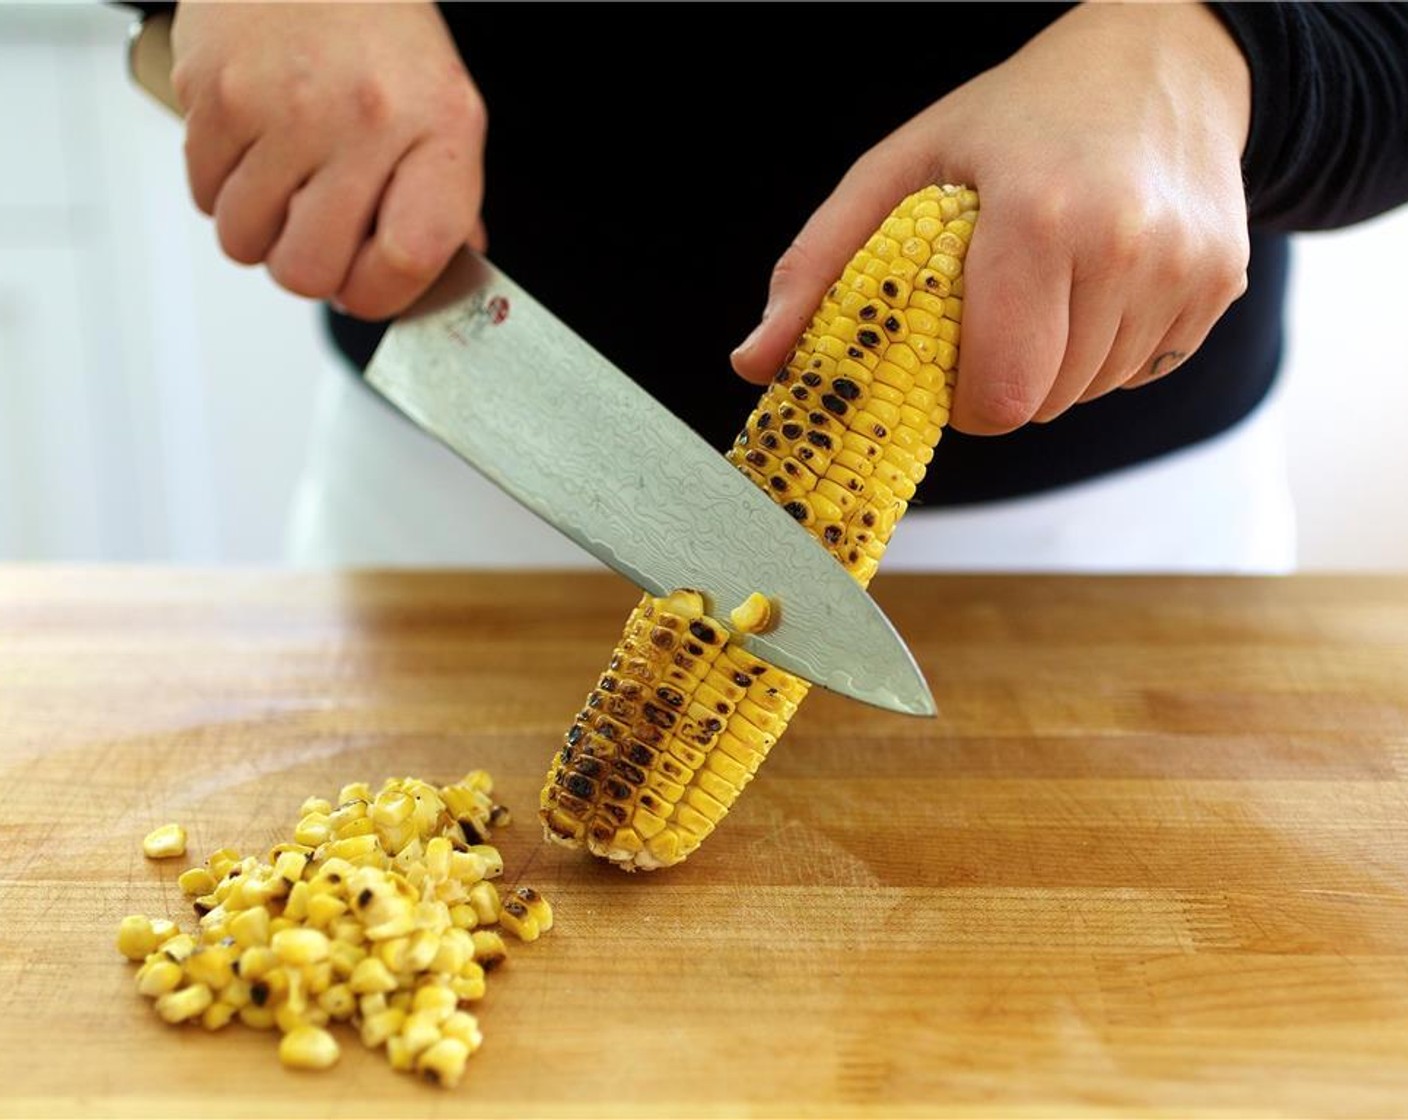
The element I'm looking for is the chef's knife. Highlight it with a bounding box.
[127,13,937,717]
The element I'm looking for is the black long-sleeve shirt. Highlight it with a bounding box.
[303,3,1405,504]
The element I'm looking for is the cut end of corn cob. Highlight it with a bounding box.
[540,184,978,871]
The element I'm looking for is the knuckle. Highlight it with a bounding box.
[267,246,337,299]
[967,378,1042,433]
[378,225,451,281]
[352,76,394,129]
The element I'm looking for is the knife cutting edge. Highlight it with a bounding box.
[126,13,938,717]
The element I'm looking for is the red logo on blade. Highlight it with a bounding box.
[486,295,510,325]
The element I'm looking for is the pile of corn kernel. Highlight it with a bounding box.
[116,771,551,1089]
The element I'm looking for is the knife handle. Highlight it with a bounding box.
[127,11,182,116]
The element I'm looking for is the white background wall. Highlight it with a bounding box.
[2,4,1406,570]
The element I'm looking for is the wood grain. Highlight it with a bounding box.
[2,568,1406,1118]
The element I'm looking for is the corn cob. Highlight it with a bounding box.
[540,184,978,870]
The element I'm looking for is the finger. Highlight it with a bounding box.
[1030,275,1125,423]
[1076,306,1181,403]
[468,217,488,254]
[183,99,257,217]
[730,150,916,385]
[950,208,1071,435]
[265,148,402,300]
[212,134,319,265]
[1119,314,1208,393]
[334,135,483,320]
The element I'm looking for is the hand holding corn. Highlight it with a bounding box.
[731,2,1252,433]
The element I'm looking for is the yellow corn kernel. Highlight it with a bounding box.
[386,1034,415,1073]
[360,1008,406,1050]
[399,1012,442,1058]
[469,930,506,971]
[142,823,187,860]
[200,1001,236,1031]
[136,958,183,998]
[155,983,213,1024]
[416,1037,470,1089]
[348,957,398,995]
[441,1011,483,1053]
[183,946,234,990]
[293,813,330,847]
[411,983,458,1024]
[316,983,356,1021]
[116,915,158,962]
[728,592,774,635]
[278,1026,340,1071]
[177,867,216,896]
[272,928,330,966]
[228,906,270,949]
[238,1004,277,1031]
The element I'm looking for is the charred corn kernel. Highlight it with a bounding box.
[117,915,158,961]
[178,867,216,896]
[512,887,553,933]
[469,930,506,971]
[729,592,774,635]
[417,1037,470,1089]
[155,983,212,1024]
[442,1011,483,1053]
[143,823,187,859]
[272,928,329,966]
[543,185,976,870]
[136,958,183,997]
[228,906,270,949]
[349,957,398,995]
[360,1007,406,1049]
[279,1026,340,1071]
[200,1001,236,1031]
[497,897,540,942]
[272,849,309,885]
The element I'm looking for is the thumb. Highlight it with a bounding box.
[730,151,917,385]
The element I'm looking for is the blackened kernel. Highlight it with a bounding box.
[603,779,632,801]
[858,304,877,320]
[847,346,865,360]
[689,620,718,644]
[808,411,831,428]
[873,424,888,438]
[655,685,686,708]
[759,433,781,451]
[460,819,486,846]
[745,450,768,469]
[862,511,877,528]
[822,394,848,416]
[732,671,752,688]
[833,378,861,401]
[823,525,843,544]
[625,741,656,766]
[882,279,900,298]
[564,773,596,799]
[642,703,677,729]
[797,447,815,462]
[782,460,800,477]
[612,759,646,785]
[685,641,705,656]
[770,476,788,492]
[756,412,773,430]
[575,756,603,778]
[801,371,822,388]
[783,501,808,522]
[807,431,833,450]
[790,386,810,402]
[781,422,803,440]
[884,315,901,333]
[857,329,882,349]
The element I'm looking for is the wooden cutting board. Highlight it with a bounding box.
[2,569,1407,1118]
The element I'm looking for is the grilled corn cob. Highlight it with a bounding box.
[541,184,977,870]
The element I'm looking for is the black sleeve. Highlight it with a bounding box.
[1208,2,1408,231]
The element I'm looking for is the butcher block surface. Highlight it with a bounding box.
[2,568,1407,1118]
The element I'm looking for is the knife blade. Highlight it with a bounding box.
[124,11,936,717]
[365,252,935,717]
